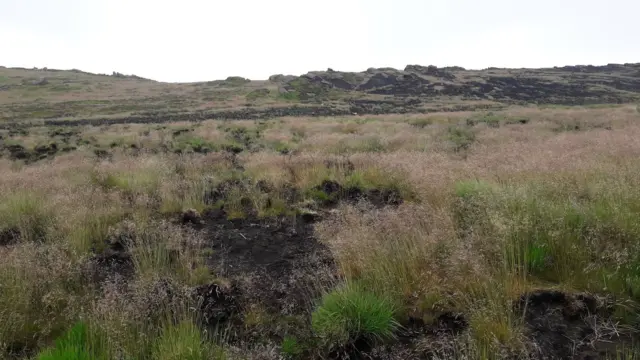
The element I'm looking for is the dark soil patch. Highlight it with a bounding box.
[198,209,337,316]
[315,180,403,207]
[332,312,469,360]
[0,227,20,246]
[517,290,635,360]
[82,233,134,285]
[190,282,241,327]
[6,144,29,160]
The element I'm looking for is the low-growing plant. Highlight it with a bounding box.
[281,336,304,358]
[311,282,399,348]
[447,125,476,152]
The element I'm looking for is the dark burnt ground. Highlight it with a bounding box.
[517,290,638,360]
[311,180,404,208]
[196,209,336,316]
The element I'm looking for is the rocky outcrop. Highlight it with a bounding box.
[404,64,456,80]
[277,63,640,104]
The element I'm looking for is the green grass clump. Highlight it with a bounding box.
[0,191,54,243]
[312,283,399,347]
[447,125,476,152]
[152,319,225,360]
[36,322,109,360]
[281,336,303,358]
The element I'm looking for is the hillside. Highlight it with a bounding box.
[1,63,640,126]
[3,60,640,359]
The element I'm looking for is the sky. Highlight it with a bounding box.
[1,0,639,83]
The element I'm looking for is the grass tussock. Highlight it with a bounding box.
[0,243,83,354]
[312,282,399,347]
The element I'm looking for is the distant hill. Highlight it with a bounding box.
[1,63,639,126]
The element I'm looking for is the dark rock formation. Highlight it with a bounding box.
[405,64,456,80]
[276,63,640,105]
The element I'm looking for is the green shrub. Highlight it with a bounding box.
[447,125,476,152]
[312,283,399,347]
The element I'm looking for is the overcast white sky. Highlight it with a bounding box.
[1,0,639,82]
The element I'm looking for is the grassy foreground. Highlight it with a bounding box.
[1,104,640,359]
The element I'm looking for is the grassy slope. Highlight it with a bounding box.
[1,63,639,124]
[1,64,640,359]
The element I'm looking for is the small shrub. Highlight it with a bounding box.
[447,126,476,152]
[312,283,399,347]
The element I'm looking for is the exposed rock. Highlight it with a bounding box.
[405,64,456,80]
[268,74,296,83]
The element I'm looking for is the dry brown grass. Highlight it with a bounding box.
[2,104,640,358]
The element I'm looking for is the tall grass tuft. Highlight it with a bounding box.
[0,243,82,356]
[152,318,225,360]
